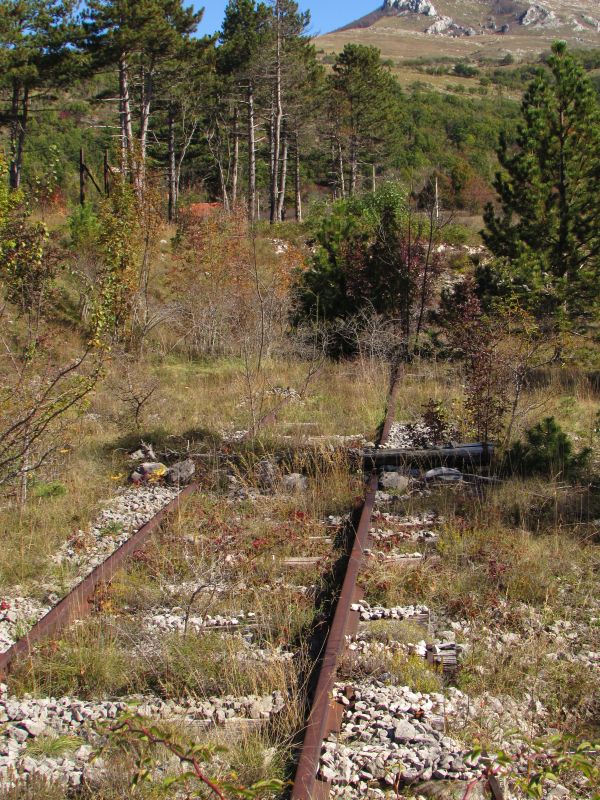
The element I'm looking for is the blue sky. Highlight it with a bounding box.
[194,1,377,37]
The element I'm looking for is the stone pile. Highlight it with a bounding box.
[320,681,557,798]
[54,484,180,571]
[0,596,52,653]
[444,598,600,672]
[351,601,431,624]
[320,682,483,796]
[0,684,285,788]
[143,607,257,632]
[380,421,440,450]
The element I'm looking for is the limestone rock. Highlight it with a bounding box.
[281,473,308,493]
[166,459,195,485]
[383,0,437,16]
[519,4,556,26]
[379,472,410,492]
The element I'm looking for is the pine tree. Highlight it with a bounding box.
[483,42,600,321]
[84,0,201,190]
[329,44,400,197]
[218,0,271,220]
[0,0,78,189]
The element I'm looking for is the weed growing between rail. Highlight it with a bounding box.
[6,451,362,797]
[356,478,600,787]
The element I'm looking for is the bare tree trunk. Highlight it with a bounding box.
[219,158,230,211]
[9,81,20,190]
[247,83,256,222]
[119,56,134,175]
[277,129,288,221]
[167,106,176,222]
[175,117,198,208]
[269,0,283,224]
[268,100,275,210]
[231,105,239,207]
[139,65,153,191]
[371,163,376,193]
[349,136,358,196]
[9,83,29,191]
[294,132,302,222]
[337,139,346,199]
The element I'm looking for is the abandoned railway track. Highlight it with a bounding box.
[0,367,546,799]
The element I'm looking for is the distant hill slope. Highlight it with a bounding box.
[318,0,600,62]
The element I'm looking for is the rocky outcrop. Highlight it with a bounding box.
[425,16,480,35]
[383,0,437,18]
[581,15,600,31]
[518,4,557,26]
[425,15,452,33]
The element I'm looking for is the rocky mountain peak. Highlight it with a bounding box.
[382,0,437,17]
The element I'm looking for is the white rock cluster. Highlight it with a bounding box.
[383,0,437,17]
[448,599,600,672]
[53,484,180,571]
[519,4,557,27]
[143,607,256,632]
[0,597,52,653]
[351,601,430,624]
[319,681,559,797]
[0,684,285,788]
[347,634,428,661]
[320,682,482,793]
[380,421,439,450]
[369,517,440,544]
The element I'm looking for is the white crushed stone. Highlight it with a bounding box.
[321,681,555,798]
[380,421,440,450]
[143,607,257,632]
[0,484,181,654]
[0,683,285,788]
[351,601,431,623]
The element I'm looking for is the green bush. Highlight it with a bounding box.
[504,417,591,480]
[68,203,100,249]
[31,481,67,499]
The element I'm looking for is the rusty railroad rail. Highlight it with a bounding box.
[0,366,503,799]
[0,483,198,677]
[291,367,504,800]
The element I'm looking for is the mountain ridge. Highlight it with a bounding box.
[320,0,600,61]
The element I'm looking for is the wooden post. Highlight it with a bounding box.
[79,147,86,206]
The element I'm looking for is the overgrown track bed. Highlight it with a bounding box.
[2,371,598,800]
[292,380,600,799]
[0,435,367,794]
[0,484,195,674]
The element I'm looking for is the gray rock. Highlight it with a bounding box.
[547,786,570,800]
[167,459,195,485]
[281,473,308,493]
[20,719,46,737]
[393,720,419,742]
[379,472,410,492]
[9,726,29,744]
[255,460,279,490]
